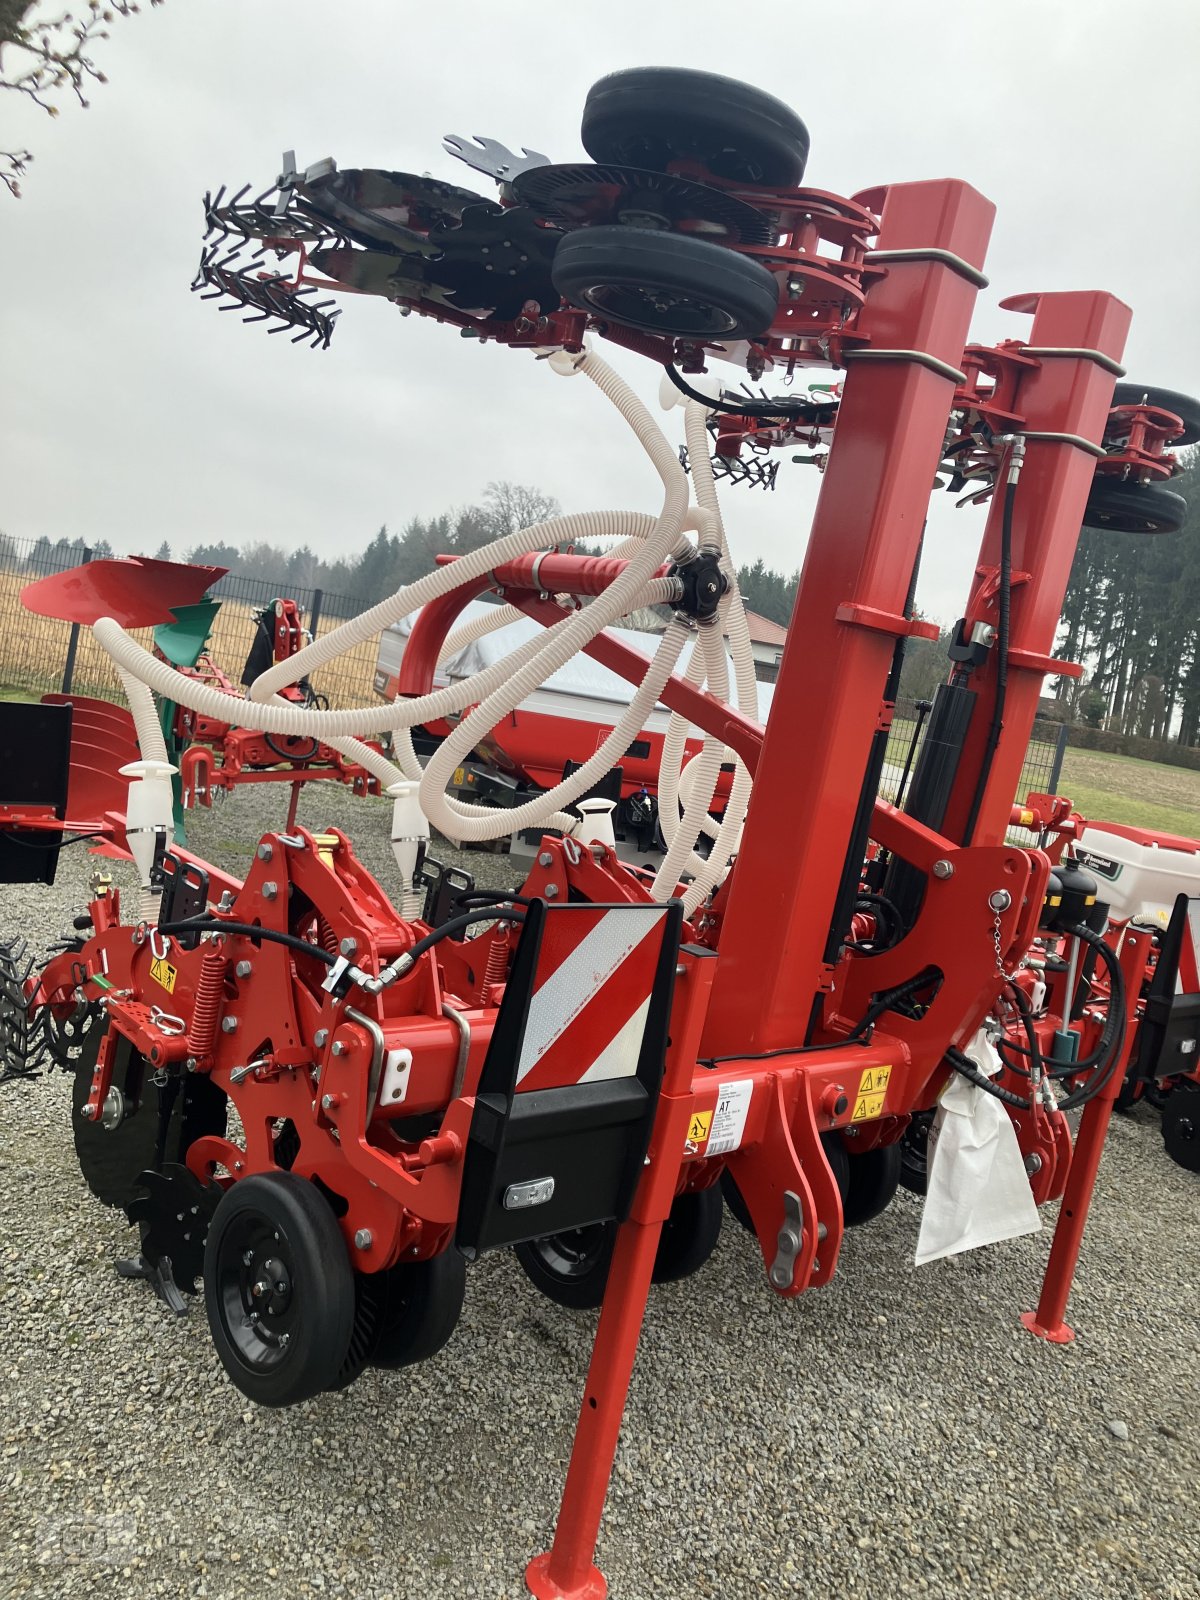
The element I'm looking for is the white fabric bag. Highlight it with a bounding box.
[915,1027,1042,1265]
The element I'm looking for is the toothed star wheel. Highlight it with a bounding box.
[127,1162,223,1295]
[0,936,47,1085]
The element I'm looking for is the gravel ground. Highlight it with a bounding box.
[2,782,1199,1600]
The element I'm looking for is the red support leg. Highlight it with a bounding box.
[525,1217,664,1600]
[1021,929,1149,1343]
[526,954,715,1599]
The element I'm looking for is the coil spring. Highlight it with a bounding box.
[188,947,227,1065]
[482,931,508,992]
[318,918,339,956]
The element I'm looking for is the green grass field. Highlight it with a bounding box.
[1056,746,1199,839]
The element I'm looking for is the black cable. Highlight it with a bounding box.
[1054,924,1126,1110]
[946,1046,1031,1109]
[399,908,525,966]
[699,967,937,1067]
[264,732,320,763]
[452,892,536,909]
[664,362,837,424]
[158,918,340,965]
[962,473,1015,844]
[0,829,108,850]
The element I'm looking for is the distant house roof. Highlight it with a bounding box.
[742,609,789,647]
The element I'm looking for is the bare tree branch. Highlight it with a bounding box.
[1,0,162,194]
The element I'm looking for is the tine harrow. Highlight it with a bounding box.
[191,246,341,348]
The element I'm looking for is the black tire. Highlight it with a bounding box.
[650,1187,723,1283]
[720,1169,753,1232]
[552,225,779,340]
[203,1172,354,1408]
[328,1270,387,1392]
[1162,1084,1200,1173]
[1083,479,1187,535]
[898,1111,934,1196]
[372,1250,467,1369]
[841,1141,902,1226]
[515,1223,616,1310]
[1111,383,1200,446]
[516,1187,726,1308]
[581,68,810,187]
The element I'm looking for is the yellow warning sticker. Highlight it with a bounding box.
[149,956,178,994]
[851,1063,892,1123]
[687,1111,714,1145]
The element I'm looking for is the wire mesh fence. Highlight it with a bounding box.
[0,537,379,710]
[881,695,1071,845]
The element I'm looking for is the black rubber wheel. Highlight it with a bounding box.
[551,225,779,340]
[581,68,809,187]
[841,1141,902,1226]
[1082,479,1187,535]
[203,1172,354,1408]
[650,1187,723,1283]
[372,1250,467,1368]
[1111,383,1200,446]
[898,1111,934,1196]
[515,1223,617,1310]
[1162,1084,1200,1173]
[516,1186,727,1308]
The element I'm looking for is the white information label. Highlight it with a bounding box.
[705,1078,754,1157]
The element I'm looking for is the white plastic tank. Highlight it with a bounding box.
[1078,822,1200,925]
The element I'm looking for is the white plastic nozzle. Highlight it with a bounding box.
[574,797,617,849]
[119,759,177,889]
[546,343,591,377]
[387,779,429,895]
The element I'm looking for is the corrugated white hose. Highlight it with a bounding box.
[97,348,689,818]
[93,566,676,759]
[674,400,761,910]
[420,353,692,839]
[92,513,665,748]
[652,620,730,902]
[422,619,691,841]
[111,666,174,921]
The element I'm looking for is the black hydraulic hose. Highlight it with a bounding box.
[1053,924,1127,1109]
[398,908,525,966]
[158,918,340,964]
[1,830,108,850]
[962,474,1015,845]
[946,1046,1031,1109]
[663,362,838,423]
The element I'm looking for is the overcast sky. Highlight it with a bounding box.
[3,0,1198,624]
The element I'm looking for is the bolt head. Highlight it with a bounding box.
[932,859,954,880]
[257,843,273,862]
[331,1040,345,1057]
[339,937,357,957]
[262,881,278,901]
[989,889,1013,913]
[537,852,553,868]
[235,960,252,979]
[81,1103,96,1120]
[221,1016,238,1034]
[314,1028,329,1048]
[353,1229,372,1251]
[185,1056,198,1073]
[545,883,559,899]
[321,1093,334,1110]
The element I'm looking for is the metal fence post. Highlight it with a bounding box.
[1048,721,1070,795]
[60,545,93,694]
[308,587,324,639]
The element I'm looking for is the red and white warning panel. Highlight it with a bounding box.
[515,905,672,1092]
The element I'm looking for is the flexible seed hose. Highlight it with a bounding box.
[96,349,704,848]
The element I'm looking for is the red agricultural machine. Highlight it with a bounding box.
[4,68,1200,1600]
